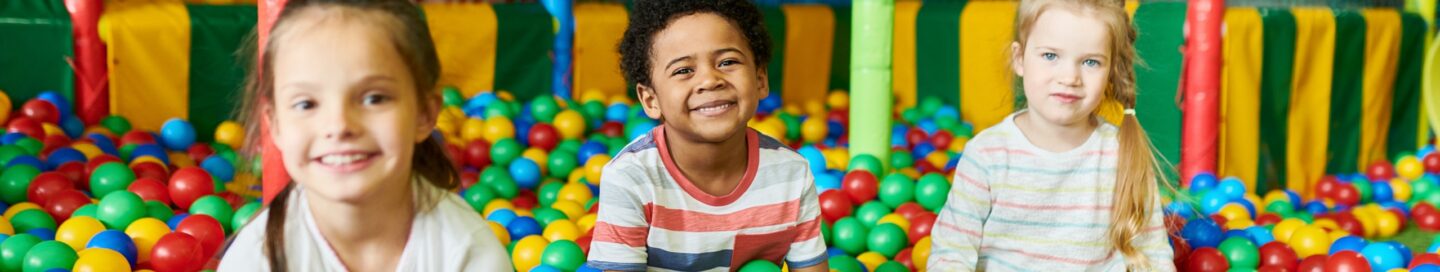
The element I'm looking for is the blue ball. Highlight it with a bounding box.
[1373,181,1395,202]
[797,146,827,174]
[1243,227,1273,245]
[8,155,44,171]
[506,217,542,238]
[1190,173,1219,194]
[577,142,608,163]
[1180,219,1223,248]
[1199,191,1229,215]
[1361,242,1405,271]
[60,116,83,139]
[815,171,842,192]
[86,230,138,266]
[509,159,542,189]
[605,104,629,123]
[26,228,54,241]
[0,133,27,145]
[487,209,517,226]
[44,148,85,170]
[1216,177,1246,199]
[1330,236,1368,254]
[168,213,190,230]
[201,157,236,182]
[129,144,170,165]
[159,118,196,151]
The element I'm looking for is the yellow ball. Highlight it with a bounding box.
[1288,226,1332,258]
[72,143,103,159]
[461,118,486,142]
[1392,179,1413,202]
[512,236,550,272]
[483,199,515,217]
[4,202,42,219]
[576,213,598,234]
[826,91,850,109]
[856,251,888,272]
[554,110,587,140]
[483,117,516,143]
[877,214,911,231]
[488,221,511,246]
[214,121,245,150]
[1218,203,1252,222]
[57,216,107,251]
[73,248,131,272]
[913,237,932,271]
[125,218,170,263]
[584,154,610,184]
[543,219,581,242]
[1272,218,1306,242]
[800,117,827,144]
[557,182,594,205]
[1398,155,1425,180]
[552,200,587,220]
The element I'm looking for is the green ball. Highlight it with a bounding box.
[916,173,952,211]
[1218,236,1260,269]
[22,241,76,272]
[540,240,586,271]
[101,115,132,135]
[442,86,464,107]
[832,217,869,255]
[1354,180,1373,203]
[70,204,97,219]
[463,185,497,213]
[146,200,174,222]
[828,256,865,272]
[547,150,578,179]
[96,191,145,230]
[9,210,55,233]
[536,96,565,123]
[0,234,41,272]
[0,164,39,204]
[13,139,40,156]
[491,139,522,166]
[191,195,235,234]
[737,260,781,272]
[233,202,262,231]
[875,261,909,272]
[532,208,568,226]
[848,154,885,174]
[89,162,136,199]
[537,182,564,207]
[854,201,892,228]
[481,166,518,198]
[890,151,914,170]
[878,173,916,208]
[868,223,908,258]
[484,102,515,119]
[0,146,24,166]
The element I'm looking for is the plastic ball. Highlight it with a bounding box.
[150,232,203,272]
[84,230,136,267]
[23,241,77,272]
[877,174,915,208]
[72,247,129,272]
[167,167,214,210]
[158,119,195,151]
[512,236,549,272]
[867,223,907,258]
[841,171,878,204]
[554,110,587,140]
[540,240,585,271]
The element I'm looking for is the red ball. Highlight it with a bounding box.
[186,144,214,163]
[905,128,928,147]
[176,214,225,258]
[20,100,59,124]
[26,172,73,206]
[464,140,491,169]
[528,123,560,151]
[1368,160,1396,182]
[120,131,156,146]
[908,212,937,244]
[1259,242,1299,271]
[930,131,955,150]
[132,161,170,181]
[129,177,171,205]
[893,202,927,222]
[1424,153,1440,174]
[1412,253,1440,269]
[45,189,90,223]
[1297,255,1327,272]
[169,167,215,210]
[818,190,852,223]
[1324,251,1371,272]
[7,117,44,139]
[841,171,879,204]
[151,232,204,272]
[1185,248,1230,272]
[598,122,624,138]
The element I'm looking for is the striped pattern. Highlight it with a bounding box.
[928,112,1174,271]
[588,126,826,272]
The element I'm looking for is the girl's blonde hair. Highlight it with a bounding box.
[1013,0,1172,269]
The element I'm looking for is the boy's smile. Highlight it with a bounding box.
[637,12,767,144]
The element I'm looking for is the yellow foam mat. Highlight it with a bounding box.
[1219,7,1263,190]
[1359,8,1401,167]
[891,0,921,108]
[423,3,497,98]
[1287,8,1336,199]
[958,0,1017,132]
[100,0,191,133]
[573,3,628,98]
[780,4,836,107]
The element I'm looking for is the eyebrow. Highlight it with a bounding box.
[662,47,747,70]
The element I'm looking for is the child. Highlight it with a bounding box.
[216,0,510,271]
[927,0,1174,270]
[586,0,828,271]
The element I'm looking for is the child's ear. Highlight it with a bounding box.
[755,67,769,99]
[1011,41,1025,77]
[636,83,663,120]
[414,92,442,144]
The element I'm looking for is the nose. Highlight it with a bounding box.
[321,99,360,141]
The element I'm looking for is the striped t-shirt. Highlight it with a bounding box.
[928,111,1174,271]
[587,126,827,272]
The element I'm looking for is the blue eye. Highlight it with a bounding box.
[1083,59,1102,67]
[1041,53,1058,61]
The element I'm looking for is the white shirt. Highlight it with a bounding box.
[217,181,512,272]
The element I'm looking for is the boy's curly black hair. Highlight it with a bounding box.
[619,0,772,87]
